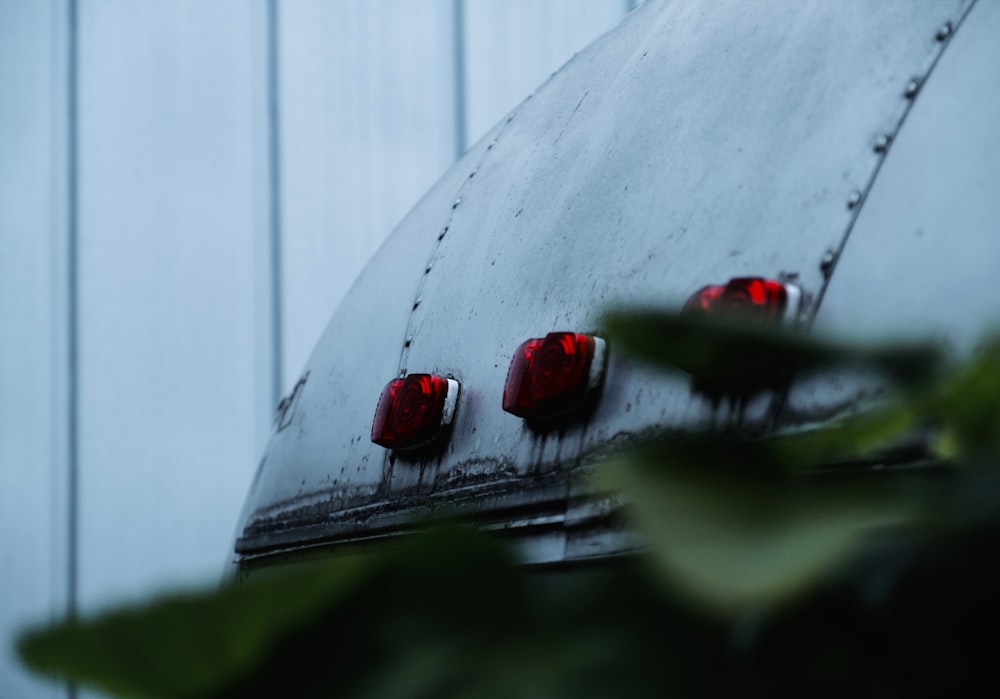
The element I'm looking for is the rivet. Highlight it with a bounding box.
[904,77,921,100]
[438,226,448,240]
[404,336,413,347]
[487,139,497,151]
[468,170,476,179]
[413,297,421,310]
[820,249,837,278]
[873,133,892,153]
[425,263,433,274]
[452,198,461,210]
[936,21,953,42]
[847,190,863,209]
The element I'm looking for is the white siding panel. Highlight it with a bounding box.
[0,1,63,696]
[0,2,634,696]
[75,0,262,612]
[463,0,626,146]
[279,0,458,391]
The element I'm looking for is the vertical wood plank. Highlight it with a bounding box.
[0,1,65,695]
[253,0,280,455]
[0,6,636,697]
[74,0,263,612]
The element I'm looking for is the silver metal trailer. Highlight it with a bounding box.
[229,0,1000,578]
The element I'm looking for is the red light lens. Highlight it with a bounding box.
[372,378,403,447]
[503,332,604,419]
[371,374,458,450]
[503,339,543,417]
[685,277,796,323]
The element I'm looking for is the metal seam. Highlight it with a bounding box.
[808,0,978,325]
[395,110,519,377]
[379,99,523,493]
[395,0,634,373]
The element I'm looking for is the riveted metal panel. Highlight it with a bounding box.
[785,0,999,422]
[236,0,974,562]
[235,124,504,557]
[811,0,1000,353]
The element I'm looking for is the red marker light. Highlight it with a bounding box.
[503,332,606,420]
[371,374,459,450]
[685,277,801,323]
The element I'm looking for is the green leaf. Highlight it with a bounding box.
[209,526,541,698]
[925,337,1000,453]
[767,335,1000,468]
[767,404,924,471]
[18,527,540,699]
[603,310,942,386]
[18,554,367,698]
[599,449,925,612]
[782,336,1000,464]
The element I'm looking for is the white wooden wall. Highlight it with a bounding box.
[0,1,632,695]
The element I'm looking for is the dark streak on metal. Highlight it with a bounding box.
[276,371,308,432]
[377,453,396,499]
[378,39,530,488]
[237,425,683,557]
[240,472,566,555]
[535,434,548,475]
[240,419,690,556]
[395,65,522,373]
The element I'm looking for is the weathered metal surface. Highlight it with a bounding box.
[810,0,1000,354]
[786,0,1000,423]
[234,120,507,551]
[234,0,981,567]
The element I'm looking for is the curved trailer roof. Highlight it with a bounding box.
[231,0,1000,574]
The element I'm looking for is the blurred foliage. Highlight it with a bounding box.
[19,312,1000,697]
[602,309,944,388]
